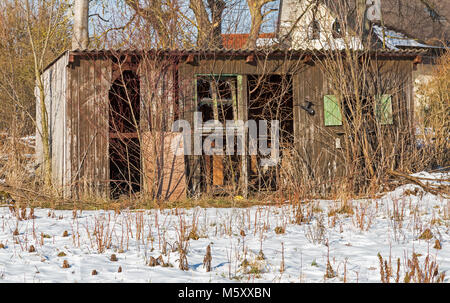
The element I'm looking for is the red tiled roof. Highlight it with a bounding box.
[221,33,276,49]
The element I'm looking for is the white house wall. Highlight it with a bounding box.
[278,0,363,50]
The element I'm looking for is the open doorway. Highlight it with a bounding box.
[109,70,141,199]
[247,74,294,192]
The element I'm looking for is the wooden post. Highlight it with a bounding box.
[237,75,248,198]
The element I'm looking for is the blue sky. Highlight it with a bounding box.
[88,0,281,36]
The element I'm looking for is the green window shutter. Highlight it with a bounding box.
[324,95,342,126]
[376,94,393,125]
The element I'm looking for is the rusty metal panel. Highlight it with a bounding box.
[142,131,186,201]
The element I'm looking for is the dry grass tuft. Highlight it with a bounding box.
[274,226,285,234]
[404,253,445,283]
[418,228,433,240]
[203,244,212,272]
[62,260,70,269]
[433,239,442,250]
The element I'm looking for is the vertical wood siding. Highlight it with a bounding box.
[37,52,70,194]
[67,56,111,197]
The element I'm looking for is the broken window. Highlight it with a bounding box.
[195,75,240,194]
[196,75,238,124]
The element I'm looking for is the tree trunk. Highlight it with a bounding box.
[72,0,89,49]
[189,0,213,47]
[207,0,225,48]
[125,0,172,47]
[356,0,369,41]
[245,0,274,49]
[36,73,52,188]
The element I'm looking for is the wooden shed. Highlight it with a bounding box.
[36,48,424,199]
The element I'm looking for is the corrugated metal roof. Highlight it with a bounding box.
[372,25,441,50]
[44,47,428,72]
[69,47,427,56]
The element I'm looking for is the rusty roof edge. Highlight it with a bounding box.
[43,48,429,71]
[67,48,428,58]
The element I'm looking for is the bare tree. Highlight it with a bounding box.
[190,0,225,47]
[72,0,89,49]
[25,0,70,189]
[244,0,276,48]
[125,0,225,48]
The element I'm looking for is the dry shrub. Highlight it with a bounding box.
[404,253,446,283]
[62,260,70,269]
[279,146,334,199]
[433,239,442,250]
[379,251,446,283]
[203,244,212,272]
[352,203,374,231]
[292,201,313,225]
[328,201,354,217]
[0,134,37,191]
[418,228,434,240]
[305,214,326,245]
[377,252,392,283]
[274,226,285,234]
[416,50,450,169]
[324,242,336,279]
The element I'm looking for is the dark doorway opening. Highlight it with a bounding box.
[109,70,141,199]
[247,74,294,192]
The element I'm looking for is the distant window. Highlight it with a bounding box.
[308,20,320,40]
[332,19,342,38]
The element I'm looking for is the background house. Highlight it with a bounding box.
[276,0,447,130]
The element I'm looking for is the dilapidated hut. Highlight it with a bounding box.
[36,48,426,199]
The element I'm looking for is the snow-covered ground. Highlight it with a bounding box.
[0,175,448,283]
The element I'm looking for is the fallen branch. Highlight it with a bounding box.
[387,170,449,198]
